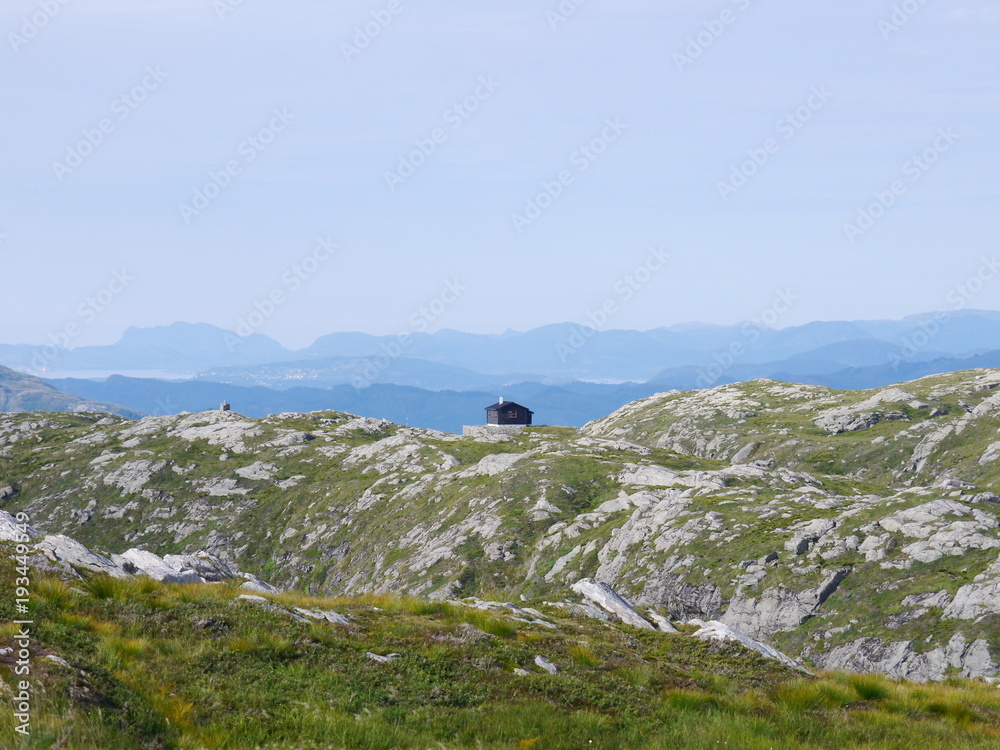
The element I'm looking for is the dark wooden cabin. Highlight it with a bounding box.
[485,398,533,426]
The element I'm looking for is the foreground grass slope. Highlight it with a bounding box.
[2,557,1000,750]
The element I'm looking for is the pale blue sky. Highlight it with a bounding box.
[1,0,998,348]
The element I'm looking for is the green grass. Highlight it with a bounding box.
[4,560,1000,749]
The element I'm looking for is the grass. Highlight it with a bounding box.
[4,559,1000,749]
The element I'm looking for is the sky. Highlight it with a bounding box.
[1,0,998,349]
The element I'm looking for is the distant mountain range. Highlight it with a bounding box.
[5,310,1000,383]
[3,311,1000,430]
[42,376,653,433]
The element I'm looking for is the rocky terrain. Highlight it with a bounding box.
[3,369,1000,683]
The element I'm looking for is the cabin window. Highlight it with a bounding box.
[508,411,518,419]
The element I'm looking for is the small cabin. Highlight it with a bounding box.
[485,398,533,426]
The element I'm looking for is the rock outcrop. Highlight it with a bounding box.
[816,633,999,683]
[571,577,663,631]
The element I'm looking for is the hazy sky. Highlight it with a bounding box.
[1,0,998,348]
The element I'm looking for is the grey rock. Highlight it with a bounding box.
[293,606,350,625]
[815,411,886,435]
[885,609,929,629]
[235,461,278,481]
[547,600,611,622]
[36,535,131,579]
[534,655,558,674]
[646,610,678,633]
[730,443,757,465]
[266,431,315,447]
[163,553,235,582]
[722,569,849,639]
[469,453,526,477]
[366,652,401,664]
[192,477,250,497]
[816,633,999,682]
[638,575,724,621]
[901,590,950,608]
[103,460,167,495]
[878,499,1000,563]
[571,578,655,630]
[785,518,836,556]
[0,510,37,542]
[240,574,280,594]
[119,548,202,584]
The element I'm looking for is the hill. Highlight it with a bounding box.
[3,370,1000,688]
[0,366,139,418]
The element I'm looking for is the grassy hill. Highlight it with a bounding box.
[2,370,1000,695]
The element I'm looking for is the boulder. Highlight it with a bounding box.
[571,578,656,631]
[119,549,202,584]
[36,535,131,578]
[534,655,558,674]
[0,510,37,542]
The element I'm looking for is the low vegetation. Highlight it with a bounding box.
[3,558,1000,750]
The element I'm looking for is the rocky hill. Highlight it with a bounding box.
[3,369,1000,683]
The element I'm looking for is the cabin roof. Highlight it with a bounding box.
[485,401,532,412]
